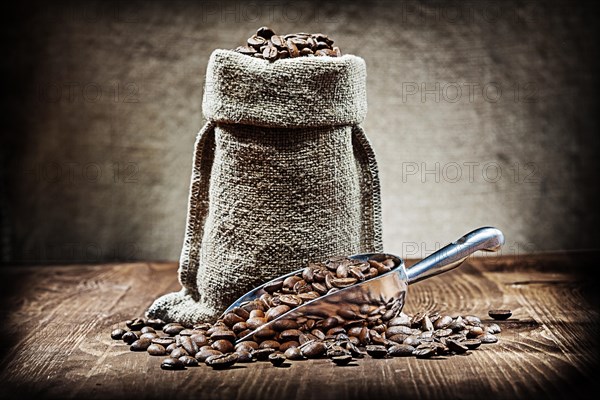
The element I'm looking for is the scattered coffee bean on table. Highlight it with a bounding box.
[488,309,512,320]
[110,255,507,370]
[233,27,342,62]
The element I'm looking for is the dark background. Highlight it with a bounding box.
[2,0,599,265]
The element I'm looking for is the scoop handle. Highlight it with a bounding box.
[406,227,504,284]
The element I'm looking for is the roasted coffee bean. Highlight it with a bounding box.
[259,340,280,350]
[366,345,387,359]
[146,318,166,330]
[387,344,415,357]
[253,348,276,361]
[284,347,305,360]
[467,326,485,338]
[212,340,235,353]
[486,323,502,334]
[403,336,421,347]
[147,343,167,356]
[433,315,453,329]
[269,353,286,366]
[111,328,126,340]
[205,353,239,369]
[140,326,156,334]
[236,350,254,363]
[166,343,178,353]
[234,28,343,61]
[126,318,145,331]
[488,309,512,320]
[386,325,413,336]
[446,339,468,354]
[279,294,303,307]
[140,332,158,341]
[388,314,411,327]
[170,347,189,359]
[179,355,198,367]
[179,336,199,355]
[279,341,300,352]
[210,329,237,342]
[461,339,482,350]
[434,329,453,338]
[122,331,139,345]
[130,338,151,351]
[413,346,436,358]
[161,357,184,370]
[256,26,275,39]
[463,315,482,326]
[266,305,290,321]
[195,348,222,362]
[223,312,245,327]
[163,324,185,336]
[422,316,434,332]
[479,333,498,344]
[331,354,353,366]
[301,341,326,358]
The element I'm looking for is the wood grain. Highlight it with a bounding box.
[0,254,598,400]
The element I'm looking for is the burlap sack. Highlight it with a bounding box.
[146,49,382,326]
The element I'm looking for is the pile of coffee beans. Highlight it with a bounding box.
[110,255,510,370]
[233,27,342,61]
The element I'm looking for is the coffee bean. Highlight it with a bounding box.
[331,354,353,366]
[256,26,275,39]
[126,318,145,331]
[283,347,304,360]
[488,309,512,320]
[166,343,178,353]
[161,357,184,370]
[147,343,167,356]
[111,328,126,340]
[130,338,151,351]
[140,332,158,341]
[433,315,453,330]
[301,341,326,358]
[205,353,238,369]
[210,329,236,342]
[163,324,185,336]
[422,316,434,332]
[387,344,415,357]
[463,315,482,326]
[170,348,188,359]
[446,339,469,354]
[146,318,165,330]
[479,333,498,344]
[259,340,280,350]
[195,348,222,362]
[413,346,436,358]
[366,345,387,359]
[122,331,139,345]
[236,350,254,363]
[212,340,234,353]
[253,348,276,361]
[266,305,290,321]
[179,336,199,355]
[268,353,286,367]
[140,326,156,334]
[461,339,482,350]
[467,326,485,338]
[179,355,198,367]
[388,314,411,327]
[434,329,453,338]
[486,323,502,334]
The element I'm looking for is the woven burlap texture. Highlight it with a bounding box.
[146,49,382,326]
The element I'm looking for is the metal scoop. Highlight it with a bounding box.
[221,226,504,343]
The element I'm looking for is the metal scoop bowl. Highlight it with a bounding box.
[221,227,504,344]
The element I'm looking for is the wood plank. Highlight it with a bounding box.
[0,254,598,399]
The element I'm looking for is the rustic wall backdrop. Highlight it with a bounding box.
[2,0,599,264]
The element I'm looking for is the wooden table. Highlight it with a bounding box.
[0,253,598,399]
